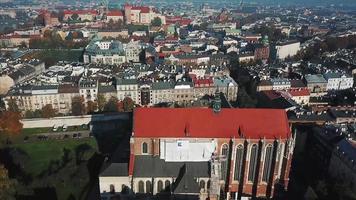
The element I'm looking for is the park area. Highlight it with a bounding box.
[0,128,101,200]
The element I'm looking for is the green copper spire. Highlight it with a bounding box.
[262,35,269,46]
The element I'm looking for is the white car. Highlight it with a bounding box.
[63,124,68,132]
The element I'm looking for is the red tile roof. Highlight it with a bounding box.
[133,108,290,139]
[107,10,123,17]
[166,16,192,26]
[193,77,213,87]
[63,10,97,15]
[131,6,150,13]
[288,88,310,96]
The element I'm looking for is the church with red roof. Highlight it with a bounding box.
[99,105,295,200]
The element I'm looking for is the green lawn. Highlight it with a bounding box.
[4,138,99,200]
[21,125,89,136]
[12,138,97,176]
[21,127,52,135]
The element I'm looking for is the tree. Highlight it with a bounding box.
[71,96,86,116]
[97,94,106,112]
[24,110,42,118]
[151,17,162,27]
[0,111,23,135]
[19,41,27,49]
[104,97,118,112]
[122,97,135,112]
[43,29,52,38]
[72,31,79,39]
[0,165,16,200]
[107,18,115,30]
[71,13,79,21]
[41,104,56,118]
[75,143,93,165]
[6,99,19,112]
[86,101,98,114]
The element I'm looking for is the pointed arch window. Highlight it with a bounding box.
[262,144,274,182]
[234,144,244,181]
[110,184,115,193]
[146,180,152,193]
[248,144,258,182]
[142,142,148,154]
[199,180,206,190]
[165,180,171,191]
[221,144,229,180]
[221,144,229,157]
[138,181,144,193]
[157,180,163,192]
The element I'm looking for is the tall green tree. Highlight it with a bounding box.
[97,94,106,112]
[122,97,135,112]
[71,96,86,116]
[151,17,162,27]
[104,97,118,112]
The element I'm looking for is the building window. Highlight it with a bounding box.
[277,143,283,162]
[146,181,152,193]
[234,144,244,181]
[138,181,144,193]
[199,180,205,190]
[221,144,229,180]
[164,180,170,191]
[248,144,258,182]
[157,180,163,192]
[262,144,274,182]
[110,184,115,193]
[221,144,228,157]
[142,142,148,154]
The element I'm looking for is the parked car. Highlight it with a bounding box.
[53,125,58,132]
[63,124,68,132]
[82,124,89,130]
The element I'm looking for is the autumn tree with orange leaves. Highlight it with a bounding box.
[0,111,23,135]
[87,101,98,114]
